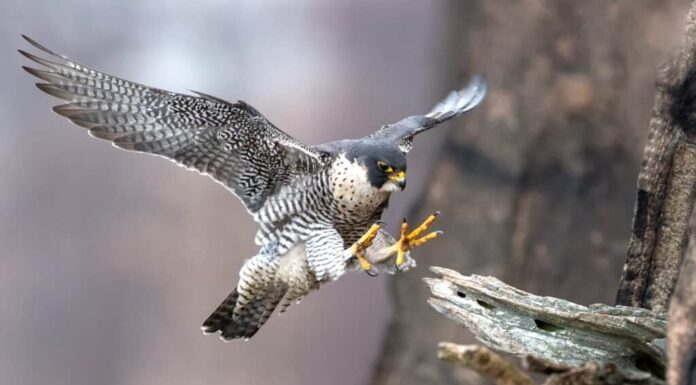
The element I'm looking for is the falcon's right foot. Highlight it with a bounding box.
[352,223,381,276]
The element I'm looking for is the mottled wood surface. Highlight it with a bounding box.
[426,267,666,378]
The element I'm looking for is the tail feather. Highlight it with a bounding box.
[253,286,287,335]
[202,287,288,341]
[201,289,239,335]
[202,251,314,340]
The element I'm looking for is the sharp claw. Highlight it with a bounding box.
[395,261,407,272]
[356,252,375,273]
[365,267,379,277]
[389,212,444,271]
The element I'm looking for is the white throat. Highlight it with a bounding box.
[330,154,389,215]
[380,181,401,192]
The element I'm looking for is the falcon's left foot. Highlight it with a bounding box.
[390,212,443,271]
[352,223,381,276]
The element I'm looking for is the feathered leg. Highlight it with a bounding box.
[202,254,287,341]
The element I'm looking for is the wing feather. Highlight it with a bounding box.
[20,35,327,214]
[365,76,487,153]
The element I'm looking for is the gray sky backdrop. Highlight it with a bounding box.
[0,1,461,384]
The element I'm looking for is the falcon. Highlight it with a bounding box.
[19,35,486,340]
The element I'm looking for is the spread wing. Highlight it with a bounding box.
[366,76,487,153]
[19,35,328,213]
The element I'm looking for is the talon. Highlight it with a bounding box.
[410,230,443,248]
[357,253,376,275]
[395,245,406,267]
[407,211,439,240]
[353,223,381,274]
[365,265,379,277]
[396,261,407,272]
[394,212,443,268]
[354,223,380,254]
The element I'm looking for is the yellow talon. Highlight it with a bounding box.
[394,212,443,269]
[408,212,439,239]
[357,254,373,271]
[395,245,406,267]
[395,219,409,266]
[410,231,441,248]
[352,223,381,275]
[357,223,381,247]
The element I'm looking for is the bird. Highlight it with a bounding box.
[19,35,487,341]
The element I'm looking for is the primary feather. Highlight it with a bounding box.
[366,75,487,153]
[20,35,326,214]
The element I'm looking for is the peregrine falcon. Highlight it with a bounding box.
[19,36,486,340]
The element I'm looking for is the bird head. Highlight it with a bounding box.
[345,141,407,192]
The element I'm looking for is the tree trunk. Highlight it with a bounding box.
[371,2,688,385]
[667,207,696,385]
[616,0,696,312]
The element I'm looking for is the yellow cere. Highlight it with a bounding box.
[389,170,406,182]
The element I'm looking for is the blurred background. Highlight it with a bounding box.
[0,1,690,385]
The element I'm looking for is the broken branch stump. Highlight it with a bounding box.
[425,267,667,380]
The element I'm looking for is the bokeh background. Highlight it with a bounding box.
[0,1,691,385]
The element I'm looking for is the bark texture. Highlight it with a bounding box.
[438,343,536,385]
[371,2,688,385]
[667,208,696,385]
[617,1,696,311]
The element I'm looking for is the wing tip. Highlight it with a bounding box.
[21,65,39,77]
[426,74,488,120]
[35,82,70,101]
[21,34,67,60]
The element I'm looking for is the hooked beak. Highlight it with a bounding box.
[389,170,407,190]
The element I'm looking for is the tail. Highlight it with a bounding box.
[201,286,286,341]
[201,255,286,341]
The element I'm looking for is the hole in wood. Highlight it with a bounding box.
[456,290,467,298]
[534,319,563,332]
[634,352,665,379]
[476,300,494,310]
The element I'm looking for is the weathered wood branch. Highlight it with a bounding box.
[425,267,667,380]
[438,343,536,385]
[616,0,696,312]
[528,360,664,385]
[439,342,666,385]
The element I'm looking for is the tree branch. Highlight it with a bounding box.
[438,343,537,385]
[425,267,666,379]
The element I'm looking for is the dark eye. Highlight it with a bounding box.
[377,161,393,173]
